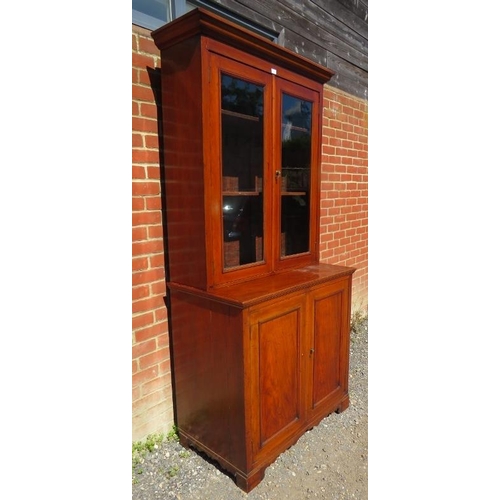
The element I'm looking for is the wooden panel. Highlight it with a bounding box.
[168,289,247,471]
[330,0,368,24]
[277,0,367,70]
[312,289,342,406]
[211,0,286,35]
[312,0,368,38]
[249,293,306,463]
[306,277,352,422]
[259,308,300,444]
[212,0,368,98]
[328,52,369,100]
[159,37,208,288]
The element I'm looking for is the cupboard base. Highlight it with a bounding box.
[177,396,350,493]
[178,430,265,493]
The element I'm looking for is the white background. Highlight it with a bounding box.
[1,2,499,498]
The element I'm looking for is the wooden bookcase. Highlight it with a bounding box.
[152,8,355,492]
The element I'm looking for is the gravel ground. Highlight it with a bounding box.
[132,317,368,500]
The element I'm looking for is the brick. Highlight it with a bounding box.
[157,333,169,348]
[132,268,165,286]
[145,196,162,211]
[337,95,350,105]
[132,133,143,148]
[132,227,148,243]
[132,52,156,69]
[132,116,158,136]
[132,239,165,257]
[132,284,150,301]
[132,100,140,116]
[142,376,170,397]
[132,166,146,179]
[158,358,172,375]
[132,365,158,387]
[139,347,170,370]
[133,294,166,315]
[342,105,354,116]
[132,338,157,359]
[140,102,159,119]
[330,119,342,130]
[132,148,160,164]
[132,197,145,211]
[132,181,160,196]
[135,320,168,343]
[144,135,159,150]
[346,115,358,126]
[137,35,160,56]
[132,311,154,330]
[132,85,155,104]
[146,165,161,179]
[155,307,168,323]
[132,211,162,226]
[149,254,166,269]
[147,224,164,240]
[151,280,167,296]
[132,256,149,271]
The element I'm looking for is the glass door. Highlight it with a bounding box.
[275,79,320,268]
[208,54,273,286]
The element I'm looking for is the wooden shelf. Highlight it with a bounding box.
[222,109,260,122]
[223,191,262,196]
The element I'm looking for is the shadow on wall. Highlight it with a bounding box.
[146,66,179,426]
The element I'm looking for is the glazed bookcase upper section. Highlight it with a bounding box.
[152,7,335,290]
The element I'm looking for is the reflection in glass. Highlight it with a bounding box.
[221,74,264,268]
[281,94,312,257]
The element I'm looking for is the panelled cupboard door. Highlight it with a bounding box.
[248,293,307,465]
[306,278,351,422]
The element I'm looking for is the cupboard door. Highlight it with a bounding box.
[248,293,307,464]
[307,278,351,421]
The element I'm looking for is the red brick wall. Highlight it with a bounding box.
[132,25,368,441]
[320,87,368,312]
[132,25,173,442]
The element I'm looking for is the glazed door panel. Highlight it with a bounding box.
[248,294,307,464]
[207,53,274,287]
[273,78,321,271]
